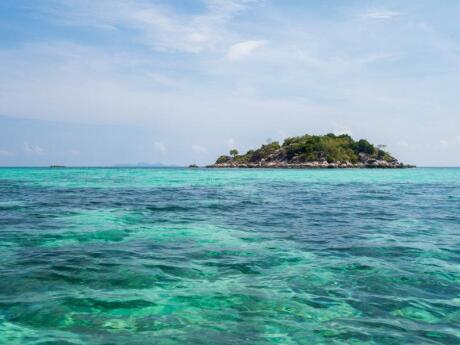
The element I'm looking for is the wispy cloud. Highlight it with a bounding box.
[439,139,449,147]
[192,145,207,153]
[333,126,353,136]
[227,40,266,61]
[0,149,13,156]
[397,140,409,148]
[225,138,236,149]
[438,136,460,147]
[363,10,400,19]
[153,141,167,154]
[41,0,257,54]
[23,142,44,155]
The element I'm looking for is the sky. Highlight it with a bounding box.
[0,0,459,167]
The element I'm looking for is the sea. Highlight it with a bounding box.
[0,167,459,344]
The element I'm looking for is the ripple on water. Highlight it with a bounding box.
[0,168,459,344]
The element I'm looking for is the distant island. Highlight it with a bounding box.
[113,162,174,168]
[208,133,414,168]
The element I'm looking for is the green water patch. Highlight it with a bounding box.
[35,209,142,247]
[0,168,459,344]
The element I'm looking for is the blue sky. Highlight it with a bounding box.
[0,0,459,166]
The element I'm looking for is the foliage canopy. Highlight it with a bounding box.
[215,133,395,164]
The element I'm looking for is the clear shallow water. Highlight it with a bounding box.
[0,167,459,345]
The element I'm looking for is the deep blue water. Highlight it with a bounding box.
[0,168,459,344]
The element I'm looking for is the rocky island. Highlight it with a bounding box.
[208,133,414,169]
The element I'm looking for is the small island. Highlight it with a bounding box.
[208,133,414,169]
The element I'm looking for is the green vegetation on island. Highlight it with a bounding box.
[211,133,412,168]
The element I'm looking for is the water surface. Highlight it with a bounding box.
[0,168,459,344]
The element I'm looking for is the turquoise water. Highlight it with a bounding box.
[0,167,459,344]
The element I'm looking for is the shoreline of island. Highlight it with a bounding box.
[207,160,414,169]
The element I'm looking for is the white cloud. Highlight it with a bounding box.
[23,142,44,155]
[333,126,353,136]
[438,136,460,147]
[227,40,267,61]
[192,145,207,153]
[397,140,409,148]
[225,138,236,149]
[439,139,449,147]
[0,149,13,156]
[153,141,167,154]
[364,10,400,19]
[41,0,257,54]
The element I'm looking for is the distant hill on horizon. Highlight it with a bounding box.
[113,162,175,168]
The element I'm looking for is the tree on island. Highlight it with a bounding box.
[229,149,239,157]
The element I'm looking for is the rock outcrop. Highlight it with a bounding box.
[208,160,411,168]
